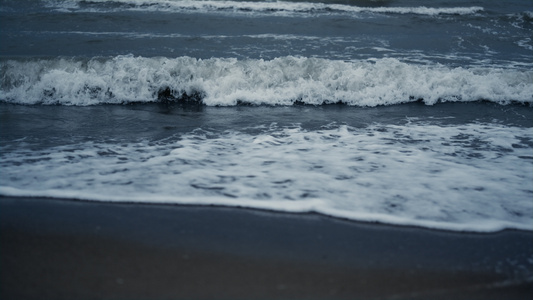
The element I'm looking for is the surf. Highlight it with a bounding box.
[1,55,532,106]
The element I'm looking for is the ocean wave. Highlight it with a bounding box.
[1,55,531,106]
[47,0,484,16]
[1,122,532,232]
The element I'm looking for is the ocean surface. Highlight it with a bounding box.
[1,0,532,232]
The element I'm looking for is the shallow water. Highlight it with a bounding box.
[1,102,532,231]
[1,0,532,232]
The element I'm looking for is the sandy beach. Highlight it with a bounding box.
[1,196,531,300]
[2,0,532,299]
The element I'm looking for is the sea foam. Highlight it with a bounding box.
[1,56,531,106]
[1,123,531,232]
[49,0,484,17]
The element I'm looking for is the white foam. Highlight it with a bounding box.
[517,38,533,51]
[523,11,533,19]
[1,56,531,106]
[48,0,484,17]
[1,123,532,232]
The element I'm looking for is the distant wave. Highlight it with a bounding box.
[49,0,484,16]
[1,55,531,106]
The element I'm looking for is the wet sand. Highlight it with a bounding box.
[1,196,532,299]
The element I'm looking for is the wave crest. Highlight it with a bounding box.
[50,0,484,16]
[1,55,531,106]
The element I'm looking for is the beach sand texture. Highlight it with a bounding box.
[1,196,532,299]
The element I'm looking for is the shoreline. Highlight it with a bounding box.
[1,196,532,299]
[1,193,531,234]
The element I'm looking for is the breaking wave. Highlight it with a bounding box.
[47,0,485,17]
[1,55,532,106]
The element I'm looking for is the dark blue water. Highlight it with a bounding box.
[1,0,532,66]
[0,0,532,232]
